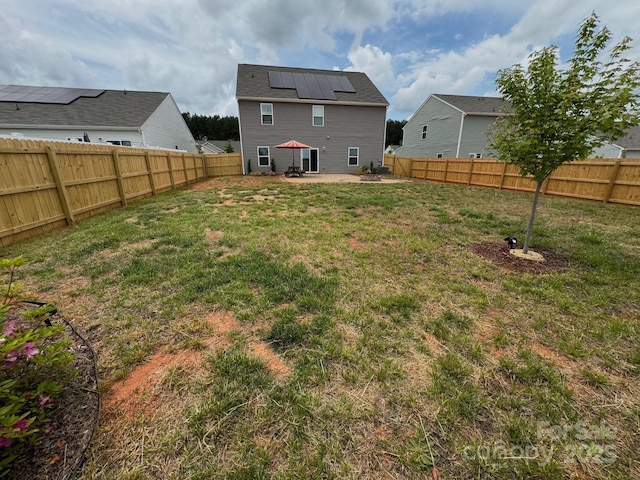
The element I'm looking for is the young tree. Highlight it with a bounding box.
[489,13,640,253]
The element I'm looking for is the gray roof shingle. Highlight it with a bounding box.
[434,94,508,115]
[236,64,389,106]
[0,86,170,127]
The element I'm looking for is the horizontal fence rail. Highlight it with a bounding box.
[384,154,640,207]
[0,138,242,247]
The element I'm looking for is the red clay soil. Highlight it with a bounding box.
[103,311,291,416]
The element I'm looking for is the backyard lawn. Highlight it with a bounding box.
[2,175,639,479]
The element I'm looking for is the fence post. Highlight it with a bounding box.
[45,145,75,225]
[167,152,175,188]
[603,159,622,203]
[181,153,188,185]
[144,151,157,196]
[202,154,208,179]
[499,161,508,189]
[541,174,551,195]
[442,159,449,183]
[111,149,127,206]
[424,159,429,180]
[467,158,475,185]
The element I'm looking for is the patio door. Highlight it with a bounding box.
[302,148,319,173]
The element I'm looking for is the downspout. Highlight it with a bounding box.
[138,128,146,148]
[238,110,245,175]
[455,113,465,158]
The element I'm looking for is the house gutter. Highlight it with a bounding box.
[0,124,139,131]
[236,96,389,108]
[455,113,465,158]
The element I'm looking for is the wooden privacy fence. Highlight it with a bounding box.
[0,138,242,247]
[384,154,640,206]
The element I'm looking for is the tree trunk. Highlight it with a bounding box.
[523,179,544,254]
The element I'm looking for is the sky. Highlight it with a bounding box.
[1,0,639,120]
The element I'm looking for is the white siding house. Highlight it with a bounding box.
[0,85,198,152]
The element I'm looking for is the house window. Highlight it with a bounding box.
[348,147,359,166]
[258,146,270,167]
[469,153,482,158]
[422,125,428,139]
[312,105,324,126]
[436,153,443,158]
[261,103,273,125]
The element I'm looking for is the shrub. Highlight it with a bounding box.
[0,257,77,474]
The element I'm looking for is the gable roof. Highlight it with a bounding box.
[613,125,640,150]
[236,64,389,107]
[433,94,508,116]
[0,85,171,128]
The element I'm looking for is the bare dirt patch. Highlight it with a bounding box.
[471,241,569,273]
[190,176,283,191]
[103,311,291,416]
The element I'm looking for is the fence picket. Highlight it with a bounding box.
[384,153,640,206]
[0,138,242,247]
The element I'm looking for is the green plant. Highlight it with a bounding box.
[0,257,77,474]
[488,13,640,253]
[270,158,276,174]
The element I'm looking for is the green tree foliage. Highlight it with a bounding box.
[386,119,407,147]
[489,13,640,253]
[182,113,240,141]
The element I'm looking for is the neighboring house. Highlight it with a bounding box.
[0,84,198,152]
[592,126,640,158]
[198,141,225,154]
[385,144,400,154]
[395,94,508,159]
[197,140,241,154]
[236,64,389,174]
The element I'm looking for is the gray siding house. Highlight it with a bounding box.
[236,64,389,174]
[395,94,508,158]
[592,126,640,158]
[0,85,198,152]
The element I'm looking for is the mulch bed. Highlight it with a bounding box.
[8,313,99,480]
[471,241,570,274]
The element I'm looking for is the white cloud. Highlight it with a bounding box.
[1,0,638,121]
[345,45,395,92]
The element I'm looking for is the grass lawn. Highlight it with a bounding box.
[2,175,639,479]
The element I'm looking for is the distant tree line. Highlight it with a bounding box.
[182,113,240,141]
[385,119,406,147]
[182,112,406,147]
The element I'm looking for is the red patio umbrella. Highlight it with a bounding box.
[274,139,311,167]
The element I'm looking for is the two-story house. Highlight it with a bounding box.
[236,64,389,174]
[395,94,508,159]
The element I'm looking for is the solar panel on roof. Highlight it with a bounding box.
[0,85,105,104]
[337,76,355,92]
[268,71,284,89]
[316,75,337,100]
[267,71,357,100]
[293,73,311,98]
[279,72,295,88]
[304,74,325,100]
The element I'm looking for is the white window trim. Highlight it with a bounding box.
[312,105,324,127]
[436,153,443,158]
[258,146,270,167]
[469,153,482,158]
[348,147,359,166]
[261,103,273,125]
[422,125,428,139]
